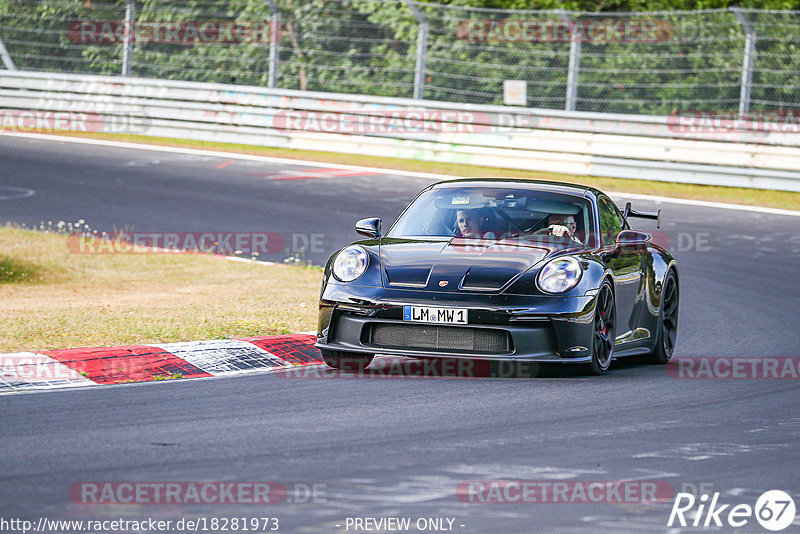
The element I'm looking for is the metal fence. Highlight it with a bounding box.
[1,0,799,115]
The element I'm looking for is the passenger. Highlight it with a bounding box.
[455,209,495,239]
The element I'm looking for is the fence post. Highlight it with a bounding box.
[404,0,428,100]
[731,8,755,117]
[559,10,581,112]
[0,34,16,70]
[265,0,281,88]
[121,0,135,76]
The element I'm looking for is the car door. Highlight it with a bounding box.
[597,196,643,342]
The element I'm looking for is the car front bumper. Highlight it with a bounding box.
[316,283,598,364]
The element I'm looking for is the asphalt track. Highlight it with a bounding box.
[2,135,800,533]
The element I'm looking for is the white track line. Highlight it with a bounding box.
[4,132,799,217]
[1,132,446,179]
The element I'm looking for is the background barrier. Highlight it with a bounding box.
[2,70,799,191]
[1,1,799,115]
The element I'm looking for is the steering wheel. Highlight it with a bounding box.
[532,225,581,245]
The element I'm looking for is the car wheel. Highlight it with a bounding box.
[320,349,374,372]
[588,281,616,375]
[649,270,679,364]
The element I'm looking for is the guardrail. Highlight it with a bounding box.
[2,70,799,191]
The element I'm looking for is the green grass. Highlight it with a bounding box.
[0,254,47,284]
[0,226,321,352]
[47,131,800,211]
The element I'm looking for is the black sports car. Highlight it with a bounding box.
[316,179,679,374]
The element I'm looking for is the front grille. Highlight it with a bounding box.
[366,323,512,354]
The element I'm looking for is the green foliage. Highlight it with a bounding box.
[0,254,43,284]
[430,0,800,10]
[1,0,798,114]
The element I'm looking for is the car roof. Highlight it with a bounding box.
[428,178,602,199]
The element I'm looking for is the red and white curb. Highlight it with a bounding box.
[0,334,321,394]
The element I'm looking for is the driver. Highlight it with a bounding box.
[540,214,581,244]
[456,209,495,239]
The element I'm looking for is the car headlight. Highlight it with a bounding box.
[537,256,582,293]
[332,245,368,282]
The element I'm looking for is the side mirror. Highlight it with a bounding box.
[355,217,381,238]
[615,229,651,250]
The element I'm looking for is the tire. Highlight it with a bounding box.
[587,281,616,375]
[320,349,374,372]
[649,270,679,364]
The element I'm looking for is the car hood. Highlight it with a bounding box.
[379,237,580,292]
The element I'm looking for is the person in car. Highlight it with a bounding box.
[535,214,581,244]
[455,209,496,239]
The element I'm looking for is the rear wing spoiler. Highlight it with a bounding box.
[622,201,661,229]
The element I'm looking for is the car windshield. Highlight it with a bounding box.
[388,186,596,247]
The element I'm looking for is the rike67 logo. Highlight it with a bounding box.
[668,490,796,531]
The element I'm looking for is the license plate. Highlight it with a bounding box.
[403,305,468,325]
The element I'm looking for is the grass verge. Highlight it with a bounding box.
[38,131,800,211]
[0,225,321,352]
